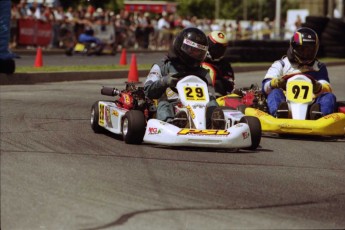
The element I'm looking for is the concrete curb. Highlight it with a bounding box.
[0,66,269,85]
[0,70,149,85]
[1,62,345,85]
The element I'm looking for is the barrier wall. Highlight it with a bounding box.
[17,19,52,46]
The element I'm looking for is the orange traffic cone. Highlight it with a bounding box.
[127,54,139,83]
[34,47,43,67]
[119,48,127,65]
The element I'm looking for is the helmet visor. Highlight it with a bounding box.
[181,38,208,62]
[294,45,318,64]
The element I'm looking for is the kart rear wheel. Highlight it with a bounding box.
[122,110,146,144]
[239,116,261,150]
[90,101,104,133]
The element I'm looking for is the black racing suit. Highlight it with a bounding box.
[202,58,235,97]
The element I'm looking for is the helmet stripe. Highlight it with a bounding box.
[183,38,208,51]
[293,32,303,45]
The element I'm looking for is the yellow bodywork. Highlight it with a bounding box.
[244,107,345,136]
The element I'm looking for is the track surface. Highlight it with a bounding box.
[1,66,345,230]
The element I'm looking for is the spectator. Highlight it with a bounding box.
[157,11,171,50]
[10,3,21,48]
[245,19,255,40]
[261,17,272,40]
[235,19,242,40]
[295,15,302,29]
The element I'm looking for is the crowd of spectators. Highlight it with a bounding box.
[10,1,281,51]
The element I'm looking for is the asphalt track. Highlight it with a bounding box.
[1,64,345,230]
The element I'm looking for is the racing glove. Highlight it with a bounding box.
[161,74,179,88]
[270,78,286,89]
[313,81,323,94]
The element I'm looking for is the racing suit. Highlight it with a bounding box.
[144,58,218,122]
[262,56,336,116]
[202,58,235,97]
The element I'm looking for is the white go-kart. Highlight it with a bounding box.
[91,75,262,150]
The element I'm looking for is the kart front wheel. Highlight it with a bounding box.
[90,101,104,133]
[240,116,262,150]
[122,110,146,144]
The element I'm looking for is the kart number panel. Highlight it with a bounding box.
[287,81,313,103]
[183,86,206,101]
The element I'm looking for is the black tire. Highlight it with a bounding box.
[0,59,15,74]
[239,116,262,150]
[336,101,345,112]
[237,104,248,114]
[122,110,146,144]
[90,101,104,133]
[65,47,73,56]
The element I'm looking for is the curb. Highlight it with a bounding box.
[1,62,345,85]
[12,48,167,56]
[0,66,268,85]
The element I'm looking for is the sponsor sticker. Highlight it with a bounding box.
[178,129,229,136]
[112,110,119,117]
[242,132,250,139]
[324,113,341,121]
[186,105,195,119]
[148,127,161,134]
[105,107,113,128]
[99,104,105,126]
[183,38,208,51]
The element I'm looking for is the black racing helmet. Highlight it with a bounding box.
[173,27,208,67]
[288,27,319,65]
[207,31,228,61]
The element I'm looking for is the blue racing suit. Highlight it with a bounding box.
[262,56,336,117]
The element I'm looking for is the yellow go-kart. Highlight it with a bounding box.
[217,74,345,138]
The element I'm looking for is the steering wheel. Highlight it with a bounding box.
[282,73,317,84]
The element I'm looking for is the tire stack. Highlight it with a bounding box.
[301,16,330,57]
[225,40,289,63]
[320,18,345,58]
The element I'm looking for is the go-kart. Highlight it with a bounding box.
[90,83,156,144]
[65,41,116,56]
[143,75,261,149]
[216,84,268,113]
[91,75,262,150]
[218,74,345,137]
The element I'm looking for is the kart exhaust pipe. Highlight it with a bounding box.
[101,87,120,96]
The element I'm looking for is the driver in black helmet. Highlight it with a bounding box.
[144,27,218,125]
[202,30,235,97]
[262,27,336,120]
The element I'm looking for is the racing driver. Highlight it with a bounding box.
[262,27,336,120]
[144,27,218,126]
[202,30,235,97]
